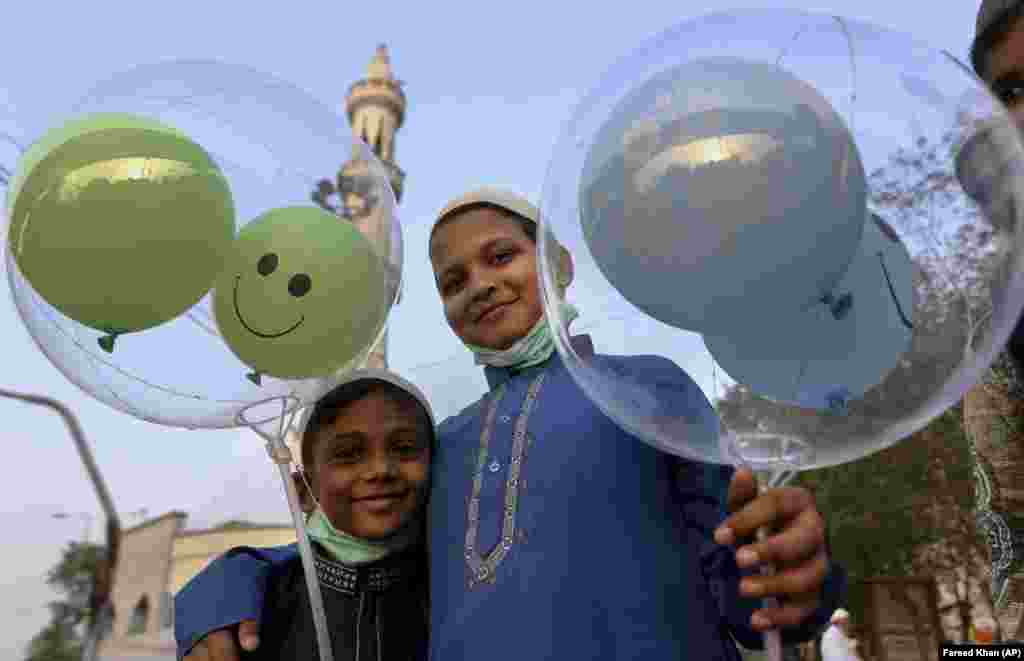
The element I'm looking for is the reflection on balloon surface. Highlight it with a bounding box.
[579,56,867,337]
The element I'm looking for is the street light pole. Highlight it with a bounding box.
[0,387,119,661]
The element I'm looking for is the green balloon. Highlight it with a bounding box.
[7,114,236,340]
[213,206,389,380]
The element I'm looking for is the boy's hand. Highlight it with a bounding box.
[185,620,260,661]
[714,467,830,632]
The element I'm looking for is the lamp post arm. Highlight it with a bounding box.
[0,387,120,661]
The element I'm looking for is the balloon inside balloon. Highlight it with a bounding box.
[3,60,401,429]
[6,113,235,349]
[539,9,1024,471]
[578,56,867,336]
[213,206,389,383]
[704,214,915,412]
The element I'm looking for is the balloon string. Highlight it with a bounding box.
[185,311,221,338]
[791,359,809,405]
[877,252,914,330]
[712,355,721,401]
[0,131,23,187]
[833,15,858,134]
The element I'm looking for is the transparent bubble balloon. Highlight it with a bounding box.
[538,9,1024,475]
[3,60,401,429]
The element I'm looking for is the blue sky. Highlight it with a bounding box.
[0,1,985,658]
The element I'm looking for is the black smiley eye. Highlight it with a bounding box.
[257,253,278,276]
[288,274,312,298]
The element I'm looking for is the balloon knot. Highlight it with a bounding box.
[247,372,263,386]
[821,292,853,320]
[97,333,119,353]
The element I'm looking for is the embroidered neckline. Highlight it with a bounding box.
[314,550,417,595]
[464,372,546,588]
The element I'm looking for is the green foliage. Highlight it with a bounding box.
[45,542,103,618]
[24,619,82,661]
[23,541,102,661]
[792,404,978,631]
[978,351,1024,450]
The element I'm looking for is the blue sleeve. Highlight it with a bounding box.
[174,544,299,660]
[630,354,845,648]
[673,458,847,650]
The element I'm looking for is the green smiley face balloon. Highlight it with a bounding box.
[7,113,235,350]
[213,206,389,381]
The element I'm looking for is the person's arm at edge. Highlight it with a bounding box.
[174,544,298,660]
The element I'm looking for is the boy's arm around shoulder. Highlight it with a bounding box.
[175,543,298,660]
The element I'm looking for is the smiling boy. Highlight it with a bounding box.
[179,370,433,661]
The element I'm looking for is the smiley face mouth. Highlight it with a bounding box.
[233,275,305,339]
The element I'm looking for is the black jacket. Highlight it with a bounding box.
[243,541,428,661]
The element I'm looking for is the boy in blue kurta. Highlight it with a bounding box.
[177,188,845,661]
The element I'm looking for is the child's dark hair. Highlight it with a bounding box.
[972,2,1024,79]
[300,378,434,475]
[428,202,537,259]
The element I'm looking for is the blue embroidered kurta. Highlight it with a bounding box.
[177,336,845,660]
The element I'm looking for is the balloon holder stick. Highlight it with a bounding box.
[238,396,335,661]
[726,430,814,661]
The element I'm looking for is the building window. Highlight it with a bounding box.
[127,595,149,635]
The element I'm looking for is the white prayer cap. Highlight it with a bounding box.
[296,368,436,457]
[434,187,539,228]
[831,608,851,623]
[333,368,435,428]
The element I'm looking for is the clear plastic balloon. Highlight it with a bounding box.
[3,60,401,429]
[538,9,1024,474]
